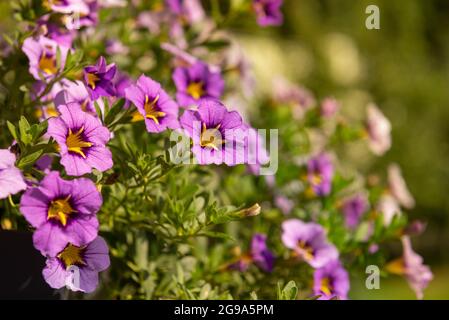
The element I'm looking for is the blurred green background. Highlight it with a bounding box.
[1,0,448,299]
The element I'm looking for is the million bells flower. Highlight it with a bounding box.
[173,61,224,107]
[47,102,113,176]
[0,149,27,199]
[281,219,339,268]
[83,56,117,100]
[253,0,284,27]
[313,259,350,300]
[20,171,102,256]
[43,236,110,293]
[125,74,179,133]
[180,99,247,165]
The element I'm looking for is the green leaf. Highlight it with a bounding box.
[278,281,298,300]
[7,121,18,141]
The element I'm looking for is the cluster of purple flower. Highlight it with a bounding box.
[0,0,433,300]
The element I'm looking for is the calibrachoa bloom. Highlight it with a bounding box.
[387,236,433,299]
[180,99,247,165]
[281,219,339,268]
[313,260,350,300]
[173,61,224,107]
[166,0,205,23]
[83,56,117,100]
[47,103,113,176]
[125,74,179,133]
[307,153,334,196]
[342,194,368,229]
[388,163,415,209]
[43,236,110,293]
[377,194,401,226]
[22,36,69,81]
[20,171,101,256]
[246,127,270,175]
[0,149,27,199]
[253,0,284,27]
[231,233,275,272]
[366,103,391,156]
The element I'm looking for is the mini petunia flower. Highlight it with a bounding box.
[0,149,27,199]
[281,219,339,268]
[32,81,64,120]
[366,103,391,156]
[37,16,75,47]
[42,0,90,15]
[165,0,205,23]
[83,56,117,100]
[22,36,69,81]
[273,78,315,119]
[20,171,101,256]
[125,74,179,132]
[275,195,294,215]
[43,236,110,293]
[342,194,368,229]
[246,127,270,175]
[320,97,340,118]
[173,61,224,107]
[180,99,247,165]
[47,103,113,176]
[253,0,284,27]
[313,260,350,300]
[386,236,433,300]
[388,163,415,209]
[231,233,275,272]
[307,153,334,197]
[377,194,401,226]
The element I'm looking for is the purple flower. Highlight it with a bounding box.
[246,127,270,175]
[273,78,315,119]
[275,195,294,215]
[125,75,179,132]
[180,99,247,165]
[281,219,339,268]
[320,97,339,118]
[251,233,275,272]
[307,153,334,196]
[342,194,368,229]
[43,236,110,293]
[0,149,27,199]
[388,163,415,209]
[83,56,117,100]
[22,36,69,81]
[313,260,350,300]
[56,80,97,115]
[173,61,224,107]
[47,103,113,176]
[165,0,205,23]
[253,0,283,27]
[42,0,90,15]
[231,233,275,273]
[20,171,101,256]
[366,103,391,156]
[387,236,433,300]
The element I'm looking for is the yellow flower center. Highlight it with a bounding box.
[58,243,86,268]
[46,105,59,118]
[144,95,165,124]
[297,240,314,261]
[87,73,100,90]
[47,195,77,227]
[310,173,322,185]
[200,123,224,151]
[320,277,333,296]
[66,127,93,159]
[39,52,57,75]
[186,81,204,100]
